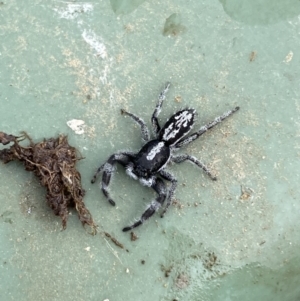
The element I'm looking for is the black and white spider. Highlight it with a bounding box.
[91,83,239,232]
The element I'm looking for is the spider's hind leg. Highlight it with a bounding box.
[151,82,171,136]
[171,154,217,181]
[122,177,167,232]
[159,169,178,217]
[91,152,134,206]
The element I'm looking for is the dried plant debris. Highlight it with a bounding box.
[104,232,129,252]
[0,131,96,233]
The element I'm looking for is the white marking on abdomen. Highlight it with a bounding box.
[174,111,193,127]
[146,142,165,160]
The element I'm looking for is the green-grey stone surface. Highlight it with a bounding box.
[0,0,299,300]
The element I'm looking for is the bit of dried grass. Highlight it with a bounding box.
[0,131,97,234]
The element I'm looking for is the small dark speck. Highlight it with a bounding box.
[86,94,91,100]
[141,260,145,264]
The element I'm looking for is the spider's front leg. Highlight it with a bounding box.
[122,177,167,232]
[175,106,240,149]
[120,109,150,142]
[91,152,134,206]
[151,82,171,136]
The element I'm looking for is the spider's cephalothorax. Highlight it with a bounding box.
[92,83,239,232]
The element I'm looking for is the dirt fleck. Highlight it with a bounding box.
[163,13,186,37]
[172,199,184,210]
[161,264,173,278]
[174,95,182,103]
[249,51,257,62]
[240,185,253,201]
[175,273,189,289]
[130,231,138,241]
[203,252,218,270]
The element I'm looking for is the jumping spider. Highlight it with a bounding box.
[91,83,239,232]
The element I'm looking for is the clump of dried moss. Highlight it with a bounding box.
[0,131,96,234]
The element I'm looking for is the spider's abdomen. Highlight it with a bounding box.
[159,109,196,146]
[134,140,170,176]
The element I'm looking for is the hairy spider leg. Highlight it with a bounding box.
[91,152,134,206]
[175,106,240,149]
[122,177,167,232]
[120,109,150,142]
[151,82,171,136]
[91,162,105,183]
[159,169,178,217]
[171,154,217,181]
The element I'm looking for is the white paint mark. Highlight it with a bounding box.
[100,64,109,84]
[146,142,165,160]
[53,3,93,20]
[67,119,85,135]
[284,51,293,63]
[53,3,112,99]
[82,29,107,59]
